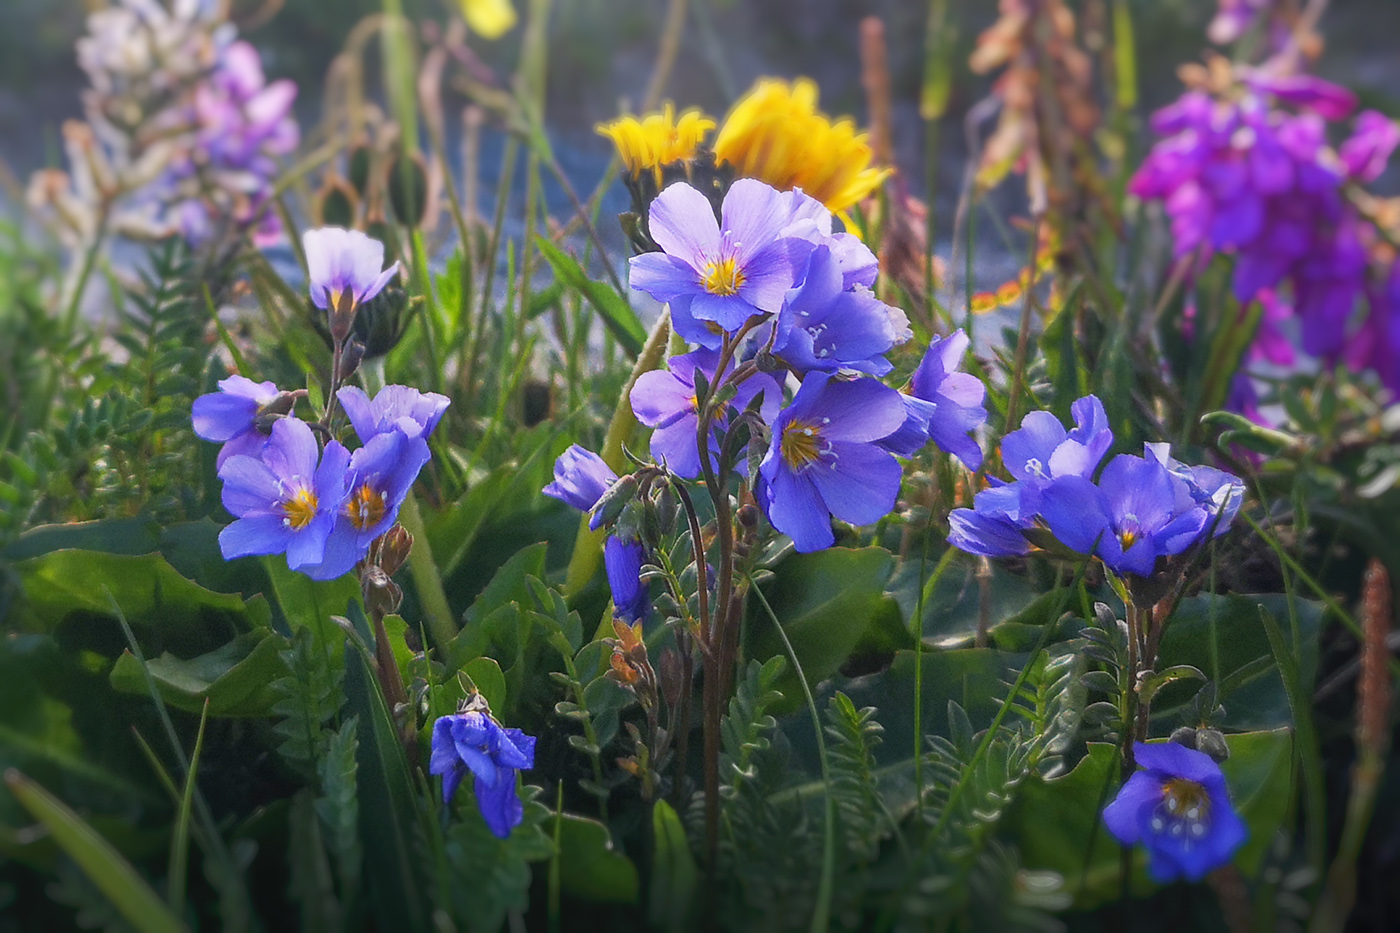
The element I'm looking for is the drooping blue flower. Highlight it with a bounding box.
[217,417,349,571]
[429,707,536,838]
[303,227,399,312]
[770,243,911,376]
[629,179,796,347]
[758,373,906,552]
[543,444,617,529]
[878,330,986,468]
[629,349,781,478]
[1103,741,1247,883]
[300,429,431,581]
[192,374,281,467]
[946,485,1032,558]
[605,536,650,623]
[337,384,450,443]
[1038,453,1215,578]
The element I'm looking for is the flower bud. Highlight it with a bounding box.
[588,474,639,530]
[377,524,414,576]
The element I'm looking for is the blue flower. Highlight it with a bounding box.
[1002,394,1113,485]
[946,485,1032,558]
[605,536,650,623]
[629,349,781,478]
[629,179,796,347]
[758,373,906,552]
[1144,442,1245,534]
[216,417,350,571]
[192,375,280,467]
[543,445,617,529]
[1103,741,1247,883]
[337,384,450,443]
[429,708,536,838]
[300,429,431,581]
[878,330,986,468]
[770,243,911,376]
[303,227,399,312]
[777,188,878,290]
[1038,454,1214,578]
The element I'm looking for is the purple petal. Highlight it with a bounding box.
[807,441,901,526]
[1102,771,1162,846]
[647,182,720,266]
[762,466,834,552]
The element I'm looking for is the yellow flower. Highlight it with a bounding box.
[596,104,716,188]
[712,78,891,215]
[459,0,516,40]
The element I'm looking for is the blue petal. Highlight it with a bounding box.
[1102,771,1162,846]
[474,770,524,838]
[1002,412,1067,481]
[808,441,901,527]
[762,463,834,552]
[1038,476,1112,556]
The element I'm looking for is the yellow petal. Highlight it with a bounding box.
[460,0,517,40]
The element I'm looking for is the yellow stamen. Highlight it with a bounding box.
[1162,778,1210,820]
[282,487,319,530]
[701,257,745,296]
[1119,529,1139,551]
[781,419,824,469]
[346,482,387,531]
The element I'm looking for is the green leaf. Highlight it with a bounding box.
[461,657,507,713]
[543,813,639,904]
[447,542,549,669]
[649,800,697,928]
[109,631,290,717]
[535,237,645,357]
[5,770,183,933]
[748,547,895,712]
[261,558,361,657]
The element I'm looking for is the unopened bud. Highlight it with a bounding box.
[378,524,414,576]
[1194,728,1229,762]
[588,474,639,530]
[362,566,403,619]
[1169,726,1198,750]
[338,340,366,381]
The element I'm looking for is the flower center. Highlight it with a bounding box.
[781,419,825,469]
[281,486,319,530]
[1152,777,1212,840]
[1119,529,1139,551]
[346,481,387,531]
[702,256,745,296]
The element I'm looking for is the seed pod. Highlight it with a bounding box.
[347,144,375,199]
[386,152,430,229]
[317,176,359,228]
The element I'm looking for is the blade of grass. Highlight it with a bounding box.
[167,699,210,918]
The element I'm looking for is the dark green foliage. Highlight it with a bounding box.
[824,692,888,863]
[441,788,554,933]
[269,627,344,777]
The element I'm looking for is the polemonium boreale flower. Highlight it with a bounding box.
[1144,443,1245,533]
[629,349,781,478]
[303,227,400,317]
[192,375,280,467]
[771,243,911,377]
[758,373,906,552]
[217,417,349,570]
[543,445,618,529]
[947,485,1033,559]
[430,707,536,838]
[629,179,796,347]
[1002,395,1113,485]
[1038,454,1214,578]
[337,385,450,444]
[777,188,878,290]
[1103,741,1247,883]
[301,430,431,581]
[605,536,650,623]
[878,330,987,469]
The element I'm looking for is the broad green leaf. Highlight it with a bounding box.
[5,771,183,933]
[543,813,639,904]
[649,800,697,928]
[535,237,645,356]
[447,542,549,669]
[108,631,290,717]
[261,557,361,659]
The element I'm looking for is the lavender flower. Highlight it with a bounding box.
[543,445,618,529]
[605,536,650,623]
[946,485,1032,559]
[629,349,781,478]
[629,179,796,347]
[192,375,280,467]
[777,188,878,290]
[1103,741,1247,883]
[430,707,536,838]
[337,384,450,444]
[216,417,349,571]
[758,373,906,552]
[300,430,431,581]
[878,331,986,468]
[304,227,400,314]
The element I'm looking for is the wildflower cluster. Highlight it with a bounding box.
[948,396,1243,580]
[1133,63,1400,393]
[193,228,441,581]
[29,0,298,249]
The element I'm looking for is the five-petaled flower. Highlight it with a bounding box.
[337,384,450,444]
[430,704,536,838]
[758,373,906,553]
[216,417,349,572]
[1103,741,1247,883]
[303,227,400,319]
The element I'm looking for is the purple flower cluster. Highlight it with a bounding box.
[618,178,988,554]
[948,396,1243,579]
[1104,741,1247,882]
[1131,72,1400,392]
[194,229,443,580]
[430,704,536,838]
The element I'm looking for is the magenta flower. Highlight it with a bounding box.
[337,384,450,444]
[1103,741,1247,883]
[629,349,781,478]
[758,373,906,552]
[191,374,280,467]
[216,417,349,571]
[303,227,400,313]
[629,179,797,347]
